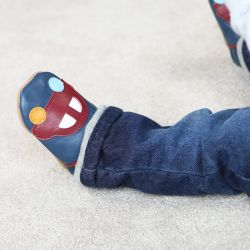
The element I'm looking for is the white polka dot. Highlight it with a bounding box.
[48,77,64,92]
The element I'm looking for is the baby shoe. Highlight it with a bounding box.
[19,72,97,174]
[209,0,241,66]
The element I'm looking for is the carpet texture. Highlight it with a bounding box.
[1,0,250,249]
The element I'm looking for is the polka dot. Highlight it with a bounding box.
[214,0,224,4]
[48,77,64,92]
[29,107,46,125]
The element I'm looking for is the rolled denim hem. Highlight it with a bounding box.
[80,107,123,187]
[74,105,107,182]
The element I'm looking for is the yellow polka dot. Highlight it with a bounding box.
[29,107,46,125]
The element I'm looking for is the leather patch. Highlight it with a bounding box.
[214,3,231,23]
[29,107,47,125]
[32,80,89,140]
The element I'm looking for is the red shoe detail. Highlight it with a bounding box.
[227,43,237,49]
[66,161,76,168]
[214,3,231,23]
[32,80,89,140]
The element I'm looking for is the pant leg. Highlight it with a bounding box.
[81,107,250,196]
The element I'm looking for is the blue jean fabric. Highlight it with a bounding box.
[80,106,250,196]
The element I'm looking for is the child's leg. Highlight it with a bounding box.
[19,73,250,196]
[209,0,250,72]
[79,106,250,196]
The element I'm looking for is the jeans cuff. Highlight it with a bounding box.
[80,106,123,187]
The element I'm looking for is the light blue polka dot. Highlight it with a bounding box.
[48,77,64,92]
[214,0,224,4]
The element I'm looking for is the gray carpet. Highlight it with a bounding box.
[1,0,250,249]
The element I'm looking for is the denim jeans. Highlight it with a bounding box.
[79,106,250,196]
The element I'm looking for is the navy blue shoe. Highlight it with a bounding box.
[19,72,97,174]
[209,0,250,73]
[209,0,241,66]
